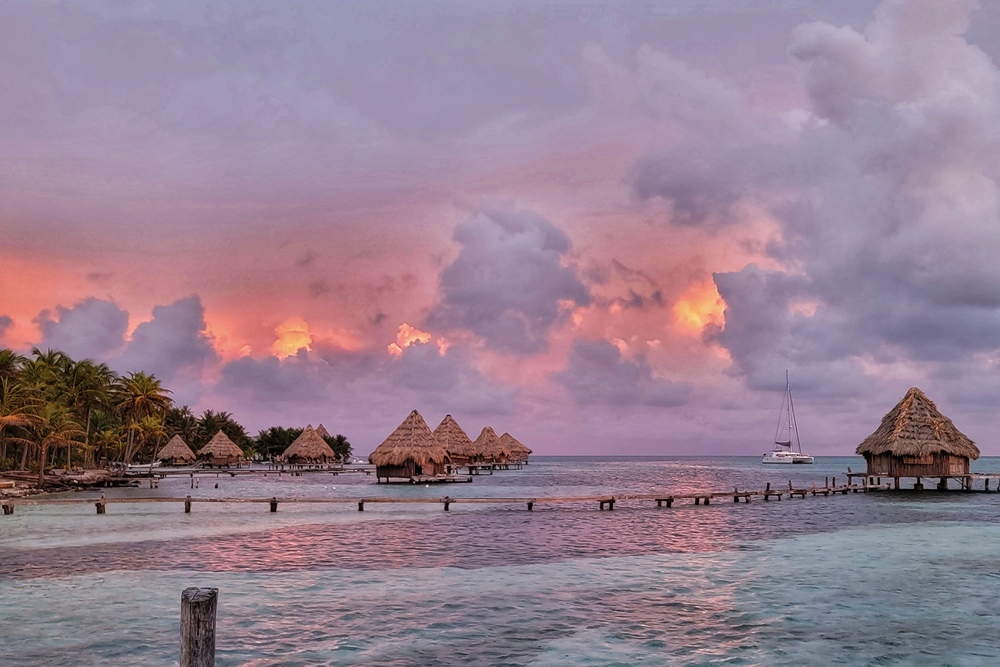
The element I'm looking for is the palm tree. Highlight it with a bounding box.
[61,359,116,469]
[0,349,26,381]
[135,414,167,463]
[28,403,85,486]
[115,372,172,465]
[0,377,40,466]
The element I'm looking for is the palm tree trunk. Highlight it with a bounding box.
[20,442,31,470]
[37,444,48,487]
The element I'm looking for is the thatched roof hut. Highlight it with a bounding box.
[433,415,477,465]
[474,426,509,464]
[368,410,450,481]
[499,432,532,463]
[283,426,337,464]
[197,430,245,466]
[157,435,196,465]
[856,387,979,478]
[315,423,332,439]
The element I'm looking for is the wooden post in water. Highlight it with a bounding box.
[443,497,451,511]
[357,500,364,511]
[181,587,217,667]
[2,501,12,515]
[184,496,192,513]
[269,497,278,513]
[527,500,534,511]
[95,494,106,515]
[764,482,771,501]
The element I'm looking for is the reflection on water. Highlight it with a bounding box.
[4,457,1000,665]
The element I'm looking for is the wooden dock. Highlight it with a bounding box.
[0,479,892,516]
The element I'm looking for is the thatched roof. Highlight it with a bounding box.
[369,410,450,467]
[283,426,336,462]
[474,426,509,460]
[198,430,245,459]
[315,423,332,439]
[856,387,979,459]
[433,415,477,459]
[499,432,532,456]
[157,435,196,463]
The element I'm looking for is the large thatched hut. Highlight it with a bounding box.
[433,415,477,467]
[474,426,509,465]
[315,423,332,439]
[368,410,450,482]
[157,435,196,465]
[856,387,979,484]
[197,430,246,467]
[499,432,532,464]
[283,426,337,465]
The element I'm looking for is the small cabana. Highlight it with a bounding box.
[433,414,477,468]
[283,425,337,465]
[197,431,246,467]
[499,432,532,465]
[856,387,980,489]
[157,435,196,465]
[368,410,451,483]
[474,426,509,467]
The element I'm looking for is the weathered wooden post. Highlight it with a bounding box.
[2,501,12,515]
[764,482,771,501]
[357,500,364,512]
[443,496,451,511]
[185,496,192,513]
[269,497,278,513]
[527,500,534,511]
[96,494,106,515]
[181,587,217,667]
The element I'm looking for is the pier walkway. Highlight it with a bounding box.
[1,479,893,516]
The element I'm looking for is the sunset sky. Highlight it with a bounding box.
[4,0,1000,455]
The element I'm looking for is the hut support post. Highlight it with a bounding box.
[181,587,217,667]
[913,477,923,491]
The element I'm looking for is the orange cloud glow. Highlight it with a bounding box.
[673,282,726,333]
[387,322,433,357]
[272,318,313,358]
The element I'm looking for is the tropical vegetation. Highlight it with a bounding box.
[0,348,352,479]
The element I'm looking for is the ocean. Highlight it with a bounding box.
[3,456,1000,666]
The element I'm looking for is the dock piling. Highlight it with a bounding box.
[95,494,106,515]
[269,497,278,513]
[184,495,192,513]
[357,500,364,511]
[181,587,217,667]
[527,500,534,511]
[2,501,12,515]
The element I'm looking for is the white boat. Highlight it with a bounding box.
[762,371,814,464]
[124,461,163,475]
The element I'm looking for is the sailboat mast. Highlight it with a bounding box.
[786,370,802,454]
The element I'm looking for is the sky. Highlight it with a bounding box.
[4,0,1000,455]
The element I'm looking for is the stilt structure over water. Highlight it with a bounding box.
[433,415,477,471]
[157,435,196,466]
[854,387,980,490]
[369,410,461,483]
[282,426,337,465]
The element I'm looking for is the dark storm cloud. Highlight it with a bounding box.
[431,209,591,354]
[0,315,12,339]
[34,298,128,361]
[554,339,691,407]
[391,342,517,415]
[116,296,218,380]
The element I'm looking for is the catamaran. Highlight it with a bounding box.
[762,371,814,464]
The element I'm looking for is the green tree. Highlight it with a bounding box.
[254,426,303,460]
[195,409,249,450]
[324,433,353,462]
[60,358,116,469]
[28,403,85,486]
[115,372,173,465]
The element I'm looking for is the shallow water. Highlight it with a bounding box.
[3,457,1000,665]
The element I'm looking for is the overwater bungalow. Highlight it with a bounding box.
[856,387,980,489]
[499,432,532,465]
[156,435,196,466]
[433,415,477,469]
[474,426,509,467]
[315,423,332,439]
[283,426,337,465]
[369,410,451,483]
[197,431,246,467]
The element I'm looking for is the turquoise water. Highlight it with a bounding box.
[3,457,1000,665]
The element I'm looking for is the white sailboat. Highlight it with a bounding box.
[762,371,814,464]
